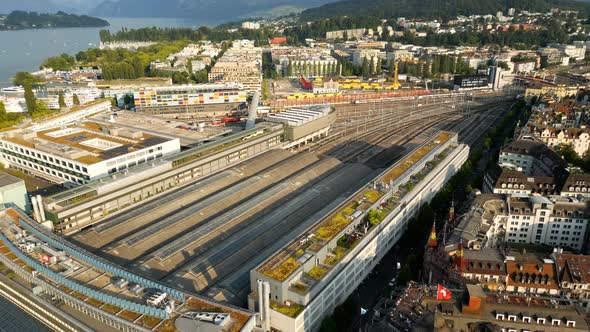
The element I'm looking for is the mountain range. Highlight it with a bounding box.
[89,0,335,20]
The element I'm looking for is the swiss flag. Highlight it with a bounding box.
[437,284,452,300]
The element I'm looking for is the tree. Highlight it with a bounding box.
[398,264,413,285]
[369,57,375,76]
[73,94,80,106]
[13,71,43,86]
[367,209,385,226]
[133,56,144,77]
[23,82,36,114]
[319,317,337,332]
[123,94,132,108]
[58,91,66,108]
[32,100,51,118]
[0,101,5,117]
[362,57,369,78]
[193,69,208,83]
[559,144,580,164]
[376,58,382,75]
[287,61,293,77]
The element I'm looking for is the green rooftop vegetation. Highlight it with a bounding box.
[341,201,359,216]
[316,212,351,241]
[271,300,304,318]
[307,266,328,280]
[363,190,382,203]
[262,257,301,281]
[382,131,451,185]
[367,209,386,226]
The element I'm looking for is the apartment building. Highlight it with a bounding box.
[513,61,536,73]
[208,44,262,93]
[271,47,338,78]
[560,173,590,198]
[498,137,567,177]
[0,122,180,187]
[433,284,588,331]
[483,163,561,196]
[505,195,588,251]
[551,42,587,61]
[505,252,559,295]
[537,128,590,157]
[552,251,590,312]
[352,49,385,67]
[461,249,507,291]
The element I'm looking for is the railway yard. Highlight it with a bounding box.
[69,92,515,307]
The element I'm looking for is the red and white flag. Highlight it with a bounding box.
[437,284,452,300]
[41,255,50,264]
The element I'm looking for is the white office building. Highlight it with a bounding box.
[0,122,180,187]
[505,195,588,251]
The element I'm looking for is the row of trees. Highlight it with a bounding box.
[285,61,340,78]
[389,21,569,48]
[396,55,477,78]
[99,26,275,46]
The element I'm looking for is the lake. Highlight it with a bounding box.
[0,17,215,85]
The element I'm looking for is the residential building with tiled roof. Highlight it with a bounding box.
[505,252,559,295]
[552,251,590,312]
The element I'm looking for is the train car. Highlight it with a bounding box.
[222,117,241,123]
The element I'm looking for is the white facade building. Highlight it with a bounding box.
[505,195,588,251]
[28,100,111,132]
[513,61,536,73]
[0,123,180,186]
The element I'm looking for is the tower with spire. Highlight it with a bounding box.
[453,241,466,272]
[428,222,438,248]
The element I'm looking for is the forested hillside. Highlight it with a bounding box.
[301,0,590,21]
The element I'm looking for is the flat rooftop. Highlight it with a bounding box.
[266,105,332,127]
[1,122,173,165]
[0,172,24,188]
[89,111,233,147]
[257,131,456,285]
[135,83,244,93]
[0,207,253,331]
[43,123,281,208]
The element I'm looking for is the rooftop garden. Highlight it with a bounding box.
[306,266,327,280]
[262,257,302,281]
[271,300,304,318]
[382,131,451,185]
[316,212,351,241]
[364,190,382,204]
